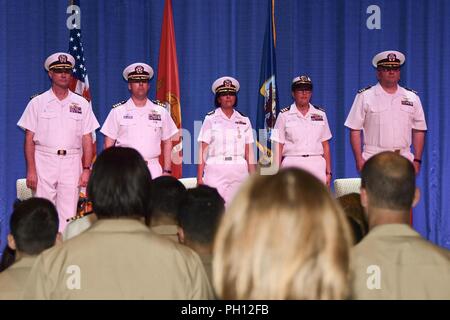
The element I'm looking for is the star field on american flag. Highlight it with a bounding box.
[69,25,87,81]
[68,1,91,102]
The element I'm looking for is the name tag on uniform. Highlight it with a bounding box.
[310,114,323,121]
[401,100,413,106]
[123,114,133,119]
[235,120,246,125]
[69,104,82,114]
[149,113,161,121]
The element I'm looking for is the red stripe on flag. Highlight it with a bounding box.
[157,0,182,178]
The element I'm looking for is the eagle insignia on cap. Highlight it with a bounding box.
[58,55,68,63]
[388,53,397,61]
[223,80,232,87]
[135,66,144,74]
[300,75,309,82]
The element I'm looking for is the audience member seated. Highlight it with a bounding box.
[337,193,368,245]
[178,185,225,284]
[0,198,60,299]
[23,147,213,299]
[213,168,352,299]
[147,176,186,243]
[352,151,450,299]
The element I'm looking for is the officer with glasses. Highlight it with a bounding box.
[345,50,427,174]
[17,52,99,231]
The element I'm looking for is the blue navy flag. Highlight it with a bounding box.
[256,0,279,165]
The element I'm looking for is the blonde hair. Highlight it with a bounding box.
[213,168,352,300]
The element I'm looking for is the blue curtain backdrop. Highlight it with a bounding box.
[0,0,449,250]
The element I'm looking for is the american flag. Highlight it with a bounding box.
[67,0,96,206]
[68,0,91,101]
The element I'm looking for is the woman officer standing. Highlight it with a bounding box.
[197,76,256,204]
[271,75,332,186]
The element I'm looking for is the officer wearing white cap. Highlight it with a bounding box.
[197,76,256,204]
[271,75,332,185]
[100,62,178,178]
[344,50,427,174]
[17,52,100,232]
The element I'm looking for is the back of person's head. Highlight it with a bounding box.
[361,151,416,211]
[148,176,186,226]
[213,168,352,300]
[88,147,152,219]
[337,193,368,245]
[9,197,59,255]
[178,185,225,246]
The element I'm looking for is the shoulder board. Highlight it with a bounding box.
[313,105,325,112]
[358,86,372,94]
[74,92,89,102]
[206,109,215,116]
[404,87,418,95]
[29,92,44,100]
[112,100,126,109]
[280,107,290,113]
[236,110,247,117]
[152,99,166,108]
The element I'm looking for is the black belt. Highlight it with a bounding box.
[57,150,67,156]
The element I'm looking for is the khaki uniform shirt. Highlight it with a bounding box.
[199,253,213,286]
[151,224,180,243]
[23,219,214,299]
[0,256,37,300]
[351,224,450,299]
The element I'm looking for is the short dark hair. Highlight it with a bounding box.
[361,152,416,211]
[9,197,59,255]
[148,176,186,224]
[88,147,152,219]
[178,185,225,245]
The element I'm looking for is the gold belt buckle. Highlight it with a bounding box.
[57,150,67,155]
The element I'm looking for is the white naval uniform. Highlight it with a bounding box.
[345,83,427,161]
[198,108,254,204]
[17,89,100,231]
[100,98,178,178]
[271,103,332,183]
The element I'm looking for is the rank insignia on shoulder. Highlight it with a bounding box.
[74,92,89,101]
[404,87,418,94]
[314,105,325,112]
[112,100,126,108]
[236,110,247,117]
[152,99,166,108]
[206,109,216,116]
[280,107,290,113]
[358,86,372,93]
[30,92,43,100]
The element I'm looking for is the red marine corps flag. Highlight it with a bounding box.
[156,0,183,178]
